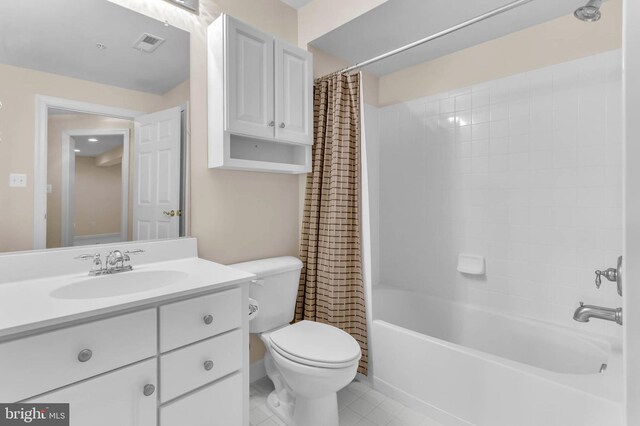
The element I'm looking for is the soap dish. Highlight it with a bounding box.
[457,254,485,275]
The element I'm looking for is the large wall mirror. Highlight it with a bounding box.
[0,0,190,253]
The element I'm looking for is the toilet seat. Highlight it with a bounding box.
[269,320,361,369]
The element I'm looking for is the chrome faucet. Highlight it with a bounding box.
[75,249,145,276]
[106,250,128,270]
[573,302,623,325]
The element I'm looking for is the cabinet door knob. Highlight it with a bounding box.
[203,314,213,325]
[268,121,275,127]
[204,360,214,371]
[279,122,286,128]
[143,384,155,396]
[77,349,93,362]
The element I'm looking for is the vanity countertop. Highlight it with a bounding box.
[0,239,256,340]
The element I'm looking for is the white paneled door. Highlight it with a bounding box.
[226,17,274,138]
[133,107,181,241]
[275,39,313,145]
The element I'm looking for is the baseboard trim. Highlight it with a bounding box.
[373,376,474,426]
[250,359,267,383]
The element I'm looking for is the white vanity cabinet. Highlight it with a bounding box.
[208,13,313,173]
[0,286,249,426]
[0,309,157,402]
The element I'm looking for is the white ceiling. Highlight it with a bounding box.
[279,0,313,9]
[73,134,124,158]
[310,0,595,76]
[0,0,189,95]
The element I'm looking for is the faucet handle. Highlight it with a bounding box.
[75,253,99,261]
[124,249,145,256]
[76,253,102,274]
[595,267,617,289]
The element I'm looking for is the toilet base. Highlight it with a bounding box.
[266,391,294,425]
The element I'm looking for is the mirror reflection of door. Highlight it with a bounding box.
[46,111,133,249]
[46,107,186,248]
[133,107,182,241]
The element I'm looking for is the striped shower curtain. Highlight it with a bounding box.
[294,72,368,375]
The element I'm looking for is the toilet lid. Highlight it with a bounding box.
[269,320,361,367]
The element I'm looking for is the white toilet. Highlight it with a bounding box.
[231,256,361,426]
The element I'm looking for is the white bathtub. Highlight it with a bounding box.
[371,287,623,426]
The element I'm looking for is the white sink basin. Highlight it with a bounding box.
[51,270,189,300]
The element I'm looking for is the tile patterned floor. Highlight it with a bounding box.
[250,377,445,426]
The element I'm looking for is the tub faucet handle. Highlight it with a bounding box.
[595,267,617,289]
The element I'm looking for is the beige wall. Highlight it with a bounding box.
[46,114,134,249]
[74,157,121,237]
[158,80,191,111]
[378,0,622,106]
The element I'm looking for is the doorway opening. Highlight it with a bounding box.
[35,96,188,249]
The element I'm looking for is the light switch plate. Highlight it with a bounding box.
[9,173,27,188]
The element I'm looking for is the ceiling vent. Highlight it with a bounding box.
[132,33,166,53]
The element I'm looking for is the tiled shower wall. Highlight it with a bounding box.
[375,49,623,339]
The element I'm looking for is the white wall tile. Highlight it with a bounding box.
[376,49,623,340]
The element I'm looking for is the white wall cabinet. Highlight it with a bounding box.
[275,39,313,145]
[226,18,275,139]
[208,14,313,174]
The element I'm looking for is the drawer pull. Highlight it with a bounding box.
[204,360,214,371]
[143,384,155,396]
[77,349,93,363]
[203,314,213,325]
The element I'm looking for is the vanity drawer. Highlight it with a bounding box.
[160,372,243,426]
[0,309,156,402]
[160,329,242,402]
[159,288,242,352]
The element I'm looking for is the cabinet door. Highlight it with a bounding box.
[161,372,243,426]
[28,359,157,426]
[275,39,313,145]
[226,16,274,139]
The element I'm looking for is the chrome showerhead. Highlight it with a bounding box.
[574,0,602,22]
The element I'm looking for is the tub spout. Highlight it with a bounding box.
[573,302,622,325]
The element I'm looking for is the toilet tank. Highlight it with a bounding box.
[229,256,303,333]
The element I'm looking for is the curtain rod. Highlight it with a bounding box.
[339,0,535,74]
